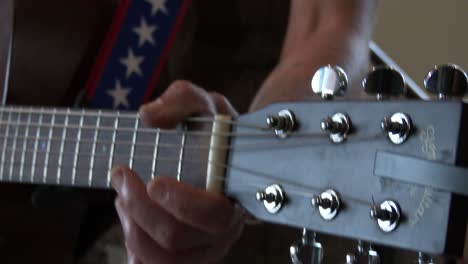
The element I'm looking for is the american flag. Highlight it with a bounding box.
[85,0,191,110]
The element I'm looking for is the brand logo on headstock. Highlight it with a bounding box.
[409,126,436,226]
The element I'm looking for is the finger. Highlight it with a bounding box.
[117,198,220,264]
[111,167,213,252]
[139,80,216,128]
[209,91,238,117]
[147,176,246,235]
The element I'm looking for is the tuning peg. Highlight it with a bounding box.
[417,252,436,264]
[370,200,401,233]
[346,241,381,264]
[311,65,348,100]
[362,66,406,100]
[424,64,468,100]
[311,189,341,220]
[290,228,324,264]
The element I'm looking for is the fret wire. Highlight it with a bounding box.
[43,109,56,183]
[107,112,120,188]
[9,110,21,180]
[72,110,85,185]
[177,125,187,182]
[129,116,139,170]
[151,129,160,179]
[31,109,43,183]
[88,110,101,187]
[19,110,32,181]
[0,111,12,181]
[57,109,70,184]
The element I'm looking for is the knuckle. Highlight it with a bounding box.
[169,80,196,95]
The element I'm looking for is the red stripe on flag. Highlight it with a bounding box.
[85,0,132,101]
[142,0,192,104]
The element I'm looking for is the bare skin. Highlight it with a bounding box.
[111,0,379,263]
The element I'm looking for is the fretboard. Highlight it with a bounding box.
[0,106,213,189]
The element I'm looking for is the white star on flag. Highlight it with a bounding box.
[120,48,144,78]
[145,0,168,16]
[132,17,157,47]
[107,80,131,109]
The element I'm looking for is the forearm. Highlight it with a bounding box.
[250,0,378,111]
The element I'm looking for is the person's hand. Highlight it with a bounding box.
[111,81,246,264]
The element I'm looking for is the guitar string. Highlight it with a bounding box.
[0,107,268,131]
[0,152,377,209]
[0,132,384,152]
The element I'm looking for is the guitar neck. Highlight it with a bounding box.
[0,106,213,189]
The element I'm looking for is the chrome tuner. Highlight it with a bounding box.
[311,65,348,100]
[370,200,401,233]
[346,241,381,264]
[363,66,406,100]
[381,112,412,145]
[311,190,341,220]
[256,184,285,214]
[417,252,436,264]
[266,109,296,138]
[290,228,324,264]
[424,64,468,100]
[321,113,351,143]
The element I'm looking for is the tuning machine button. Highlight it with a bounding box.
[290,229,324,264]
[363,66,406,100]
[381,112,412,145]
[256,184,285,214]
[311,65,348,100]
[346,241,381,264]
[321,113,351,143]
[266,109,296,138]
[370,200,401,233]
[417,252,436,264]
[311,190,341,220]
[424,64,468,100]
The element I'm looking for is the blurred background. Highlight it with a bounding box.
[373,0,468,91]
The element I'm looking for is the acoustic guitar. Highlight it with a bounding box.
[0,64,466,263]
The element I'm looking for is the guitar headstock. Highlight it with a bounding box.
[225,64,468,261]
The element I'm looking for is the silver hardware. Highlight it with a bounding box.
[290,228,324,264]
[424,64,468,100]
[0,0,14,105]
[370,200,401,233]
[266,109,296,138]
[381,112,412,145]
[321,113,351,143]
[311,189,341,220]
[417,252,436,264]
[362,66,406,100]
[311,65,348,100]
[256,184,285,214]
[346,241,381,264]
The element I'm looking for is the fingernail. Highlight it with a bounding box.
[110,167,124,193]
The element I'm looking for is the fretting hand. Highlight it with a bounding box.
[111,81,246,264]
